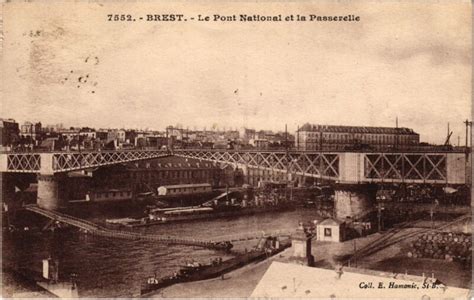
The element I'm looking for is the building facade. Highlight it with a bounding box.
[65,157,240,200]
[295,124,420,150]
[20,121,42,140]
[0,119,19,150]
[157,183,212,196]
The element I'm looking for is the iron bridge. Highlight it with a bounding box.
[174,149,467,185]
[0,149,468,184]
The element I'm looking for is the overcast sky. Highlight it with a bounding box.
[1,1,471,144]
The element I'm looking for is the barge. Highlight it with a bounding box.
[106,193,294,227]
[140,237,291,296]
[107,203,293,227]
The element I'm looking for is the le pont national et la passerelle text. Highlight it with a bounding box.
[106,14,361,22]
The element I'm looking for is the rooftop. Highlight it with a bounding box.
[159,183,211,189]
[318,218,344,226]
[298,123,418,135]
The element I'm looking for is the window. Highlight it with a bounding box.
[324,228,332,237]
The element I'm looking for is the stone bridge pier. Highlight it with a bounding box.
[333,183,377,219]
[37,174,67,210]
[0,173,16,208]
[334,153,376,219]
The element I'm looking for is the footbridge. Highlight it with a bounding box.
[25,205,233,251]
[211,230,295,243]
[25,205,294,250]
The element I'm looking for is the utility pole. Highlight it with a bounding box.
[285,124,289,199]
[226,184,229,203]
[464,120,472,150]
[465,120,474,208]
[471,121,473,150]
[296,125,299,151]
[430,208,434,229]
[285,124,289,175]
[377,203,384,232]
[395,116,399,150]
[353,238,357,267]
[290,179,293,201]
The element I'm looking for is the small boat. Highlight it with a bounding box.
[105,217,145,227]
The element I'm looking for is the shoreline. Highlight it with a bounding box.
[150,247,294,298]
[2,266,56,298]
[148,221,472,298]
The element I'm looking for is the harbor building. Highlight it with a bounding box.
[295,124,420,150]
[63,157,240,201]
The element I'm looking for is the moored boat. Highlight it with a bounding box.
[140,237,291,296]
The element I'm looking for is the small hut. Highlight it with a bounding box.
[316,218,345,242]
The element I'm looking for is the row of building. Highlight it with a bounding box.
[165,126,295,150]
[1,119,297,151]
[2,118,427,152]
[0,119,169,151]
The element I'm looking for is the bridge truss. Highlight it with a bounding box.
[5,153,41,172]
[364,153,448,183]
[3,150,170,173]
[175,150,340,180]
[175,150,464,185]
[0,149,467,185]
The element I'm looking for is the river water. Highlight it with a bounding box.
[3,208,320,297]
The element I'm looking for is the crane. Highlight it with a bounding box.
[444,131,453,146]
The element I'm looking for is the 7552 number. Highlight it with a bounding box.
[107,14,134,21]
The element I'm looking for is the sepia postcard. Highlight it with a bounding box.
[0,0,472,298]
